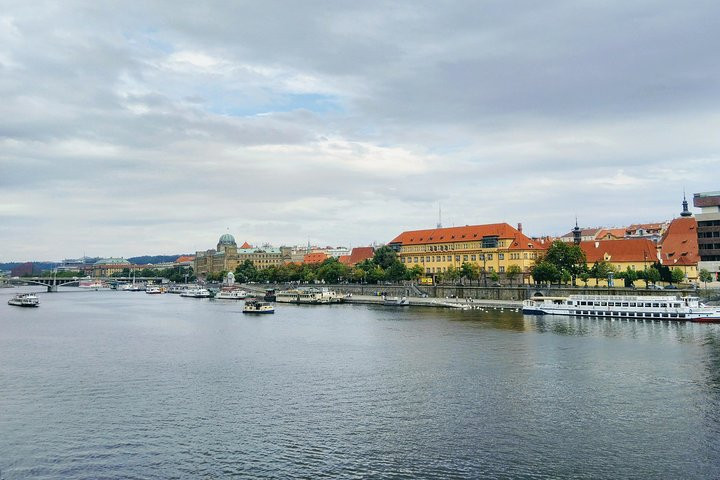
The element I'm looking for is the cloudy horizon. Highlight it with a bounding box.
[2,1,719,262]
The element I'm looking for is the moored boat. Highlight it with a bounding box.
[8,293,40,307]
[215,288,248,300]
[383,296,409,306]
[242,300,275,313]
[275,287,343,305]
[180,287,212,298]
[522,294,720,322]
[145,285,165,294]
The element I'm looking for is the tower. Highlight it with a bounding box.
[573,218,581,245]
[680,191,692,217]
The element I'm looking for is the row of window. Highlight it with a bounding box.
[699,243,720,250]
[402,254,498,263]
[574,301,682,308]
[574,311,686,318]
[698,231,720,238]
[698,220,720,227]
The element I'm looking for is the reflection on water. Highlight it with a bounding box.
[1,288,720,479]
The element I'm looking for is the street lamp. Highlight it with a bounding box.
[480,253,487,287]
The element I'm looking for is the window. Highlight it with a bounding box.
[426,256,430,262]
[401,257,405,263]
[455,255,460,261]
[499,266,505,273]
[499,253,504,260]
[463,255,468,261]
[413,257,418,263]
[471,255,476,261]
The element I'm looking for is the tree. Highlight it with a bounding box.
[670,267,685,285]
[490,271,500,284]
[542,241,587,285]
[590,261,612,287]
[372,246,398,270]
[460,262,475,285]
[407,265,424,281]
[384,261,408,282]
[646,266,661,286]
[579,272,591,287]
[700,269,713,290]
[531,261,561,284]
[506,264,522,287]
[317,259,349,283]
[234,260,258,283]
[623,267,638,288]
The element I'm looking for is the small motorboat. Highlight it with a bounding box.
[8,293,40,307]
[243,300,275,314]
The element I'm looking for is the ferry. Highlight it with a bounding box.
[180,287,212,298]
[8,293,40,307]
[215,288,248,300]
[242,300,275,314]
[522,294,720,322]
[275,287,344,305]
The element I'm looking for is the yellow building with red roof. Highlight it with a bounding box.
[388,223,548,281]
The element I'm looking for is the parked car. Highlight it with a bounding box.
[647,284,663,290]
[664,285,678,289]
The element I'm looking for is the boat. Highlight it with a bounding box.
[264,289,276,302]
[522,294,720,322]
[383,296,409,306]
[145,285,165,294]
[8,293,40,307]
[242,300,275,314]
[78,277,108,290]
[180,287,212,298]
[275,287,344,305]
[215,288,248,300]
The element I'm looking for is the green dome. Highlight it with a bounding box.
[218,233,236,245]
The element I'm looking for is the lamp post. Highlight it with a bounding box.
[480,253,487,287]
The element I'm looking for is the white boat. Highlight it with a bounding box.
[215,289,248,300]
[383,296,409,306]
[242,300,275,313]
[145,285,165,294]
[78,278,108,290]
[180,287,212,298]
[8,293,40,307]
[522,294,720,322]
[275,287,343,304]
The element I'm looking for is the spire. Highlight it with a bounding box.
[680,189,692,217]
[436,203,442,229]
[573,217,581,245]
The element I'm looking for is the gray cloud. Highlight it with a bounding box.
[1,1,720,260]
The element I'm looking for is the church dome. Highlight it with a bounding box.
[218,233,236,246]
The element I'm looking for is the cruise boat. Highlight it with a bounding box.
[242,300,275,314]
[522,294,720,322]
[215,288,248,300]
[145,285,165,294]
[180,287,212,298]
[275,287,343,305]
[8,293,40,307]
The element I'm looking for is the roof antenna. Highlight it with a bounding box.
[437,203,442,229]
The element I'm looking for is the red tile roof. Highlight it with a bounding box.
[595,228,626,240]
[175,255,195,263]
[580,238,658,263]
[338,255,351,265]
[389,223,546,250]
[303,252,328,264]
[240,241,252,249]
[659,217,699,266]
[348,247,374,264]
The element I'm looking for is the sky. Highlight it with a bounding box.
[2,1,720,261]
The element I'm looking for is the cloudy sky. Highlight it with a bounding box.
[2,1,719,261]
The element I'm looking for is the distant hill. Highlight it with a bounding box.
[128,255,190,265]
[1,262,59,273]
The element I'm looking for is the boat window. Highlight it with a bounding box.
[630,303,636,307]
[601,302,607,306]
[652,303,659,308]
[622,303,628,307]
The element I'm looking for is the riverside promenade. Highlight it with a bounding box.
[343,293,522,310]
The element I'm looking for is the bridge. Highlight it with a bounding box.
[2,276,165,292]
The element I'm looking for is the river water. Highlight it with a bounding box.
[2,287,720,479]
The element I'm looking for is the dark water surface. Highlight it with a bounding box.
[2,288,720,479]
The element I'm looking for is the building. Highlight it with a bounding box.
[694,191,720,282]
[657,200,699,282]
[579,239,659,286]
[388,223,548,280]
[194,233,291,277]
[339,247,375,266]
[559,227,601,243]
[92,258,131,277]
[625,222,668,243]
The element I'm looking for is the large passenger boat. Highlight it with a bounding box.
[8,293,40,307]
[180,287,212,298]
[522,294,720,322]
[215,288,248,300]
[275,287,343,305]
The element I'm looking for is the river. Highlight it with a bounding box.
[2,287,720,479]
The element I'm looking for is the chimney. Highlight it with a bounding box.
[517,222,523,233]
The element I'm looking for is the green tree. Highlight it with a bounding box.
[542,241,587,285]
[579,272,591,287]
[372,246,398,270]
[460,262,475,285]
[646,266,661,286]
[317,259,349,283]
[531,261,561,284]
[234,260,258,283]
[407,265,424,281]
[506,264,522,287]
[623,267,638,288]
[384,261,408,282]
[700,268,713,290]
[490,271,500,284]
[590,261,612,286]
[670,267,685,285]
